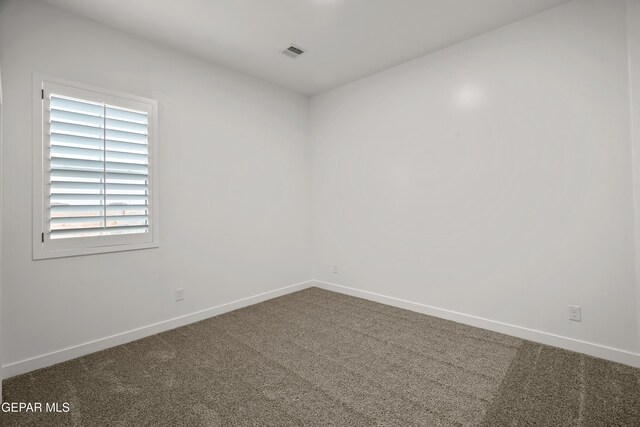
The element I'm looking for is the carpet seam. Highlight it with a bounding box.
[218,304,475,426]
[204,322,381,426]
[281,294,507,382]
[155,329,306,427]
[232,297,495,405]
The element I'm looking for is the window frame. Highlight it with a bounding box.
[32,74,159,260]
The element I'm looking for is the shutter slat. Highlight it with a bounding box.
[51,169,104,182]
[51,122,104,139]
[50,182,148,194]
[51,194,148,205]
[105,129,147,144]
[50,205,105,217]
[107,174,147,183]
[105,206,148,216]
[52,214,148,224]
[50,217,105,232]
[104,173,148,185]
[106,162,148,174]
[106,118,147,135]
[51,158,148,174]
[106,183,148,193]
[50,158,103,172]
[50,205,148,216]
[51,215,105,225]
[51,96,103,116]
[105,151,147,165]
[50,225,148,239]
[50,194,105,205]
[105,196,148,205]
[51,146,147,165]
[51,134,147,154]
[105,215,148,226]
[51,109,104,128]
[106,140,147,154]
[106,106,147,125]
[51,134,103,151]
[50,182,104,194]
[50,170,148,185]
[51,145,103,162]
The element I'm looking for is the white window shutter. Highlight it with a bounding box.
[33,76,158,259]
[48,95,150,239]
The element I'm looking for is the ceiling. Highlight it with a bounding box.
[42,0,571,96]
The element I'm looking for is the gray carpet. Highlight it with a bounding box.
[2,287,640,426]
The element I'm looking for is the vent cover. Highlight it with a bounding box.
[282,44,306,58]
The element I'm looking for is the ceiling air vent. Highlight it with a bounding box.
[282,44,306,58]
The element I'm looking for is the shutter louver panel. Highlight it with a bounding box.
[48,95,150,239]
[104,104,149,235]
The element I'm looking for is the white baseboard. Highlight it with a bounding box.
[2,280,314,379]
[312,280,640,368]
[5,278,638,379]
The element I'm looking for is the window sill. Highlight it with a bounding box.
[33,241,159,260]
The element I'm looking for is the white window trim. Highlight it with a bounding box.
[32,74,159,260]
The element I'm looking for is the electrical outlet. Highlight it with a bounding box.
[333,264,339,274]
[569,305,581,322]
[175,288,184,302]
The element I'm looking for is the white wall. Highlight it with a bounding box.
[628,0,640,353]
[0,0,311,371]
[311,0,640,356]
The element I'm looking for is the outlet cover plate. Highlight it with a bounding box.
[569,305,581,322]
